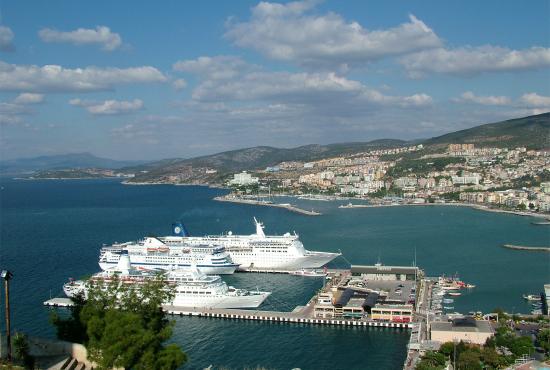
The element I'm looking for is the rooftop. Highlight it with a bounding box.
[351,264,419,275]
[430,319,493,334]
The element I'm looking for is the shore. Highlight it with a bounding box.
[338,201,550,220]
[213,195,322,216]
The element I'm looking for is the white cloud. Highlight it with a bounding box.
[178,56,433,112]
[401,46,550,77]
[225,1,441,68]
[38,26,122,51]
[456,91,511,106]
[0,61,167,92]
[172,78,187,90]
[519,93,550,108]
[13,93,44,105]
[0,26,15,52]
[69,98,144,115]
[173,56,255,79]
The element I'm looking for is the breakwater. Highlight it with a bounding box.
[214,195,321,215]
[502,244,550,252]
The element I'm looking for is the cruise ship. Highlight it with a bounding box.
[66,253,270,309]
[159,218,341,271]
[98,236,239,274]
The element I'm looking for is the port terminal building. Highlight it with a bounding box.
[429,317,494,345]
[351,264,420,281]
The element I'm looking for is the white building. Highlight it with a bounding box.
[229,171,259,186]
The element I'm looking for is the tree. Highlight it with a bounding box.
[508,336,534,357]
[438,341,454,357]
[457,349,482,370]
[415,351,446,370]
[52,275,186,370]
[537,328,550,353]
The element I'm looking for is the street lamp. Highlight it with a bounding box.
[1,270,13,362]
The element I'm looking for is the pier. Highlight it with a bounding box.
[43,298,411,329]
[213,196,322,216]
[502,244,550,252]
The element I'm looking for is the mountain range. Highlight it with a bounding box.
[0,153,145,175]
[2,112,548,179]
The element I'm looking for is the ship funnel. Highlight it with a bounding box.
[116,250,132,274]
[172,222,189,237]
[254,217,265,238]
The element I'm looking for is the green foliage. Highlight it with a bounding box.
[52,275,186,370]
[440,191,460,201]
[537,328,550,353]
[457,349,482,370]
[12,333,34,370]
[386,157,465,178]
[438,342,454,357]
[415,351,446,370]
[423,112,550,150]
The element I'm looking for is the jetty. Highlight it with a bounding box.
[501,244,550,252]
[213,196,321,216]
[44,298,411,329]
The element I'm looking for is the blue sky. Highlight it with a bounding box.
[0,0,549,160]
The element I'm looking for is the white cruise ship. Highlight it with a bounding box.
[66,253,270,309]
[159,218,340,271]
[98,236,239,275]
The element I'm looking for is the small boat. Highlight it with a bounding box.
[523,294,540,301]
[444,306,454,310]
[466,284,476,289]
[290,269,326,277]
[443,298,454,304]
[448,292,461,296]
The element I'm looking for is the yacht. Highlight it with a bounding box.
[66,253,270,309]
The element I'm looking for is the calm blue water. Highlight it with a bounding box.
[1,179,549,369]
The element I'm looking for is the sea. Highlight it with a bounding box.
[0,179,549,370]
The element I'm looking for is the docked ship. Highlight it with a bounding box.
[66,253,270,309]
[98,237,239,275]
[162,218,341,271]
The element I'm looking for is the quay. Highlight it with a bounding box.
[164,306,412,328]
[502,244,550,252]
[43,298,411,329]
[213,195,321,216]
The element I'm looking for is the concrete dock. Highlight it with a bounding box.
[44,298,412,329]
[213,196,322,216]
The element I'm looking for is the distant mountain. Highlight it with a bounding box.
[424,112,550,149]
[0,152,146,175]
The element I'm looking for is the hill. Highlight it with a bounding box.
[0,152,145,175]
[126,139,407,183]
[423,112,550,149]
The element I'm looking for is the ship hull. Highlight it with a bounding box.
[170,292,271,309]
[98,261,238,275]
[233,251,340,271]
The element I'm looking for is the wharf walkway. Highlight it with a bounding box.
[43,298,411,329]
[163,305,412,328]
[213,196,321,216]
[502,244,550,252]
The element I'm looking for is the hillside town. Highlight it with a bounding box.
[227,143,550,214]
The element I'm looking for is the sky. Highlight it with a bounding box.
[0,0,549,160]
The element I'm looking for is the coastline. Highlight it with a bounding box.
[22,177,547,220]
[337,201,550,220]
